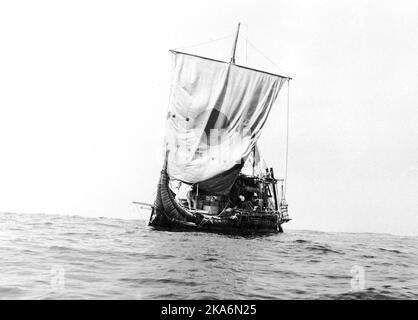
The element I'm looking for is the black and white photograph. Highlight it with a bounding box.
[0,0,417,306]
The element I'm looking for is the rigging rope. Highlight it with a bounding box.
[284,79,290,199]
[241,23,249,64]
[173,33,235,51]
[246,26,248,64]
[246,39,290,78]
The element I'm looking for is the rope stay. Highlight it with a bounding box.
[245,24,248,64]
[246,39,290,79]
[238,22,249,65]
[172,33,235,51]
[171,26,289,78]
[284,79,290,199]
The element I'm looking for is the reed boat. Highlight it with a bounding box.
[134,23,292,233]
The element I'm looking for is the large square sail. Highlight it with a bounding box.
[165,51,287,194]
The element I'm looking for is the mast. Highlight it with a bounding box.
[230,22,241,64]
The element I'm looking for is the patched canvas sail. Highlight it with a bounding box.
[165,51,287,194]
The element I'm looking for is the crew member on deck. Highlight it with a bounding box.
[186,187,196,210]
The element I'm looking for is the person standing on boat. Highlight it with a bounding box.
[186,187,196,210]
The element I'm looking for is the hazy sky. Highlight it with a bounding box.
[0,0,417,236]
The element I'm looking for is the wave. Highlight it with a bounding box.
[378,248,404,254]
[306,244,343,255]
[322,288,417,300]
[1,211,417,300]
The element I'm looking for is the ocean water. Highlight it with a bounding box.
[0,211,417,300]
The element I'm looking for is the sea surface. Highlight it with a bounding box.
[0,211,417,300]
